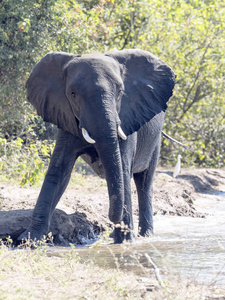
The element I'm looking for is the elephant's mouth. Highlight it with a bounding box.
[81,126,127,144]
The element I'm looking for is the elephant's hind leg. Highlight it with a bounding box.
[133,146,160,237]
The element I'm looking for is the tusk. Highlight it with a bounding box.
[118,126,127,140]
[81,128,96,144]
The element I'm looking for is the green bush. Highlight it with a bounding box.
[0,136,55,185]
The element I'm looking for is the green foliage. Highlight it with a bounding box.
[0,136,55,185]
[0,0,224,185]
[151,0,225,167]
[0,0,55,140]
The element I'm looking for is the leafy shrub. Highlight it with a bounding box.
[0,137,55,185]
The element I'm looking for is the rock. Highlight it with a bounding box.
[49,209,76,245]
[69,211,96,244]
[0,209,102,245]
[0,209,32,241]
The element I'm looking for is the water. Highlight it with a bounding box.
[49,192,225,286]
[150,193,225,285]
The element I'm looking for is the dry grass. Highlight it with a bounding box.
[0,237,224,300]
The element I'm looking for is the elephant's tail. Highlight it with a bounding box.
[162,131,190,150]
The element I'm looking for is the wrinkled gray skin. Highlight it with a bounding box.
[18,49,176,243]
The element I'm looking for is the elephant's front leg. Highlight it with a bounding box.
[114,173,134,243]
[18,129,82,242]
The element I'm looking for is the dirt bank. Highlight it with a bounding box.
[0,168,225,244]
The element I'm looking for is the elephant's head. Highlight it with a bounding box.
[26,49,176,224]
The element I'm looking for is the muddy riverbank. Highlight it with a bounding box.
[0,168,224,244]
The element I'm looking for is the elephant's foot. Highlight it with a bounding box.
[112,226,135,244]
[138,226,153,237]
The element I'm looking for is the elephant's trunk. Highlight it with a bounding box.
[96,138,124,224]
[80,92,125,224]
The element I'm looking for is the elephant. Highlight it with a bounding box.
[18,49,176,244]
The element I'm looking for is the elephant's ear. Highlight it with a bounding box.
[105,49,176,136]
[26,52,79,135]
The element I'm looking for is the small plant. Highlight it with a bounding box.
[17,232,54,250]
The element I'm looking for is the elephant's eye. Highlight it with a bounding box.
[71,91,76,98]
